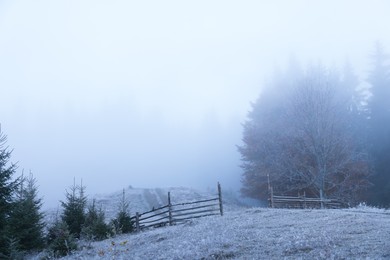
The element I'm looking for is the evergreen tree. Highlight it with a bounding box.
[47,219,77,257]
[341,60,369,145]
[367,43,390,207]
[339,61,372,202]
[239,62,299,201]
[61,179,87,238]
[111,189,133,234]
[8,172,45,252]
[81,199,111,241]
[0,126,18,258]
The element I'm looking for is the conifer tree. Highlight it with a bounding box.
[0,126,18,258]
[61,179,87,238]
[367,43,390,206]
[47,218,77,257]
[8,172,45,252]
[111,189,133,234]
[81,199,111,241]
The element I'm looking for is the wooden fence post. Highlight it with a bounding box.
[270,187,274,208]
[136,212,140,232]
[303,191,306,209]
[218,182,223,216]
[168,192,173,225]
[320,189,324,209]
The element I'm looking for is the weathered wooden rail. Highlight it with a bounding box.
[133,183,223,232]
[269,188,347,209]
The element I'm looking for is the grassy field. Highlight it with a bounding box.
[33,204,390,259]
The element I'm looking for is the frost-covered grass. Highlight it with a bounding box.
[33,205,390,259]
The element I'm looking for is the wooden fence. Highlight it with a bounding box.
[269,187,347,209]
[132,183,223,232]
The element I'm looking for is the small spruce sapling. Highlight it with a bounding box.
[81,199,111,241]
[111,189,134,234]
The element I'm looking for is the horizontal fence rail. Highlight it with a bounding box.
[269,187,347,209]
[133,183,223,232]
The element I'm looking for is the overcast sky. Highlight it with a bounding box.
[1,0,390,208]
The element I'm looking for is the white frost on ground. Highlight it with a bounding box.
[34,205,390,259]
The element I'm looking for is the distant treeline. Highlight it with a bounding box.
[239,43,390,207]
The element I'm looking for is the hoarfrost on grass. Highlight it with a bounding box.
[31,206,390,259]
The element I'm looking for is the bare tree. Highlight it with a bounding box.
[284,67,370,202]
[239,65,370,204]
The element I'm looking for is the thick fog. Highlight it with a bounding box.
[1,0,389,208]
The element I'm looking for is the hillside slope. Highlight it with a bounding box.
[46,186,242,224]
[40,206,390,259]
